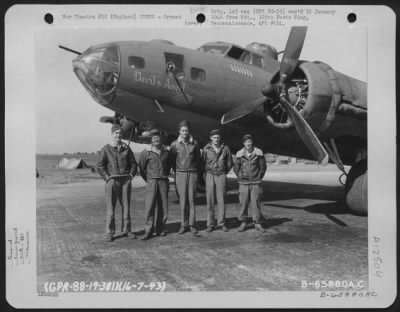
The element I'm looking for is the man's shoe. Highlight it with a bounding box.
[255,223,266,232]
[221,226,229,232]
[178,227,186,234]
[124,232,137,239]
[141,232,152,241]
[160,231,167,237]
[206,226,214,233]
[238,222,247,232]
[105,234,113,242]
[190,227,198,234]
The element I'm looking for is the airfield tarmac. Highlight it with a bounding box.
[36,156,368,292]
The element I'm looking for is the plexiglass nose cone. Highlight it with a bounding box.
[73,45,120,105]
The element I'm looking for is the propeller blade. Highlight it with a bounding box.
[280,96,328,166]
[280,26,307,81]
[221,97,266,125]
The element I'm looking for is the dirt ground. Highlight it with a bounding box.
[36,155,368,292]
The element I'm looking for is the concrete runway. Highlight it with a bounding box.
[36,164,368,292]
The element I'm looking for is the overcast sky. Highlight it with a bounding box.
[35,26,366,154]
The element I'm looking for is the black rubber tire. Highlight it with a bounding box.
[345,159,367,215]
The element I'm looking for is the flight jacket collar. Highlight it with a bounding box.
[236,147,263,158]
[177,135,194,144]
[204,142,225,152]
[148,144,169,153]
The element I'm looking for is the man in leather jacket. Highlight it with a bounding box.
[170,120,202,234]
[139,129,172,240]
[96,124,138,242]
[233,134,267,232]
[202,129,233,232]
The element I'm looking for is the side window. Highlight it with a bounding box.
[164,52,185,77]
[240,52,252,64]
[128,56,145,69]
[252,54,264,69]
[191,67,206,82]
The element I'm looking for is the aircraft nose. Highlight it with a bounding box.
[72,45,120,105]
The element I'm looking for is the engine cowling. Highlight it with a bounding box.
[265,61,367,138]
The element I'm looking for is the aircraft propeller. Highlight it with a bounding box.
[99,113,136,136]
[221,26,328,165]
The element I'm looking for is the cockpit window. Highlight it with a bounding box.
[128,56,145,69]
[199,45,229,55]
[73,46,120,105]
[252,54,264,68]
[240,51,251,64]
[227,46,246,60]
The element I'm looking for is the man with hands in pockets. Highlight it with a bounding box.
[96,124,138,242]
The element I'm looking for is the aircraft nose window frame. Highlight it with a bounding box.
[73,46,120,105]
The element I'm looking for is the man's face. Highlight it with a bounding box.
[210,134,221,146]
[112,129,122,143]
[243,139,254,150]
[179,126,190,139]
[151,135,161,146]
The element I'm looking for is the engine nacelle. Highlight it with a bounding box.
[265,61,367,140]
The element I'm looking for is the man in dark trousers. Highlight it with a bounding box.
[233,134,267,232]
[170,120,202,234]
[139,129,171,240]
[96,124,138,242]
[202,129,233,232]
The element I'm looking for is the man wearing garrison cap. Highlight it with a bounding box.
[233,134,267,232]
[139,129,172,240]
[170,120,202,234]
[202,129,233,232]
[96,124,138,242]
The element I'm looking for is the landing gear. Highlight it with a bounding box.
[345,159,367,215]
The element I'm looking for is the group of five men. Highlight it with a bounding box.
[96,120,267,242]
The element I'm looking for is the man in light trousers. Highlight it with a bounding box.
[96,124,138,242]
[233,134,267,232]
[170,120,202,234]
[202,129,233,232]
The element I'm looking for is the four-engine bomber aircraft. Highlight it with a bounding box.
[60,27,367,215]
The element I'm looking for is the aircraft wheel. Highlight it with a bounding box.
[345,159,367,215]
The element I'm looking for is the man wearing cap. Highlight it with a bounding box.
[96,124,138,242]
[233,134,267,232]
[139,129,171,240]
[170,120,202,234]
[202,129,233,232]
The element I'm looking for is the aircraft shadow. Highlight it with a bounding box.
[172,177,347,216]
